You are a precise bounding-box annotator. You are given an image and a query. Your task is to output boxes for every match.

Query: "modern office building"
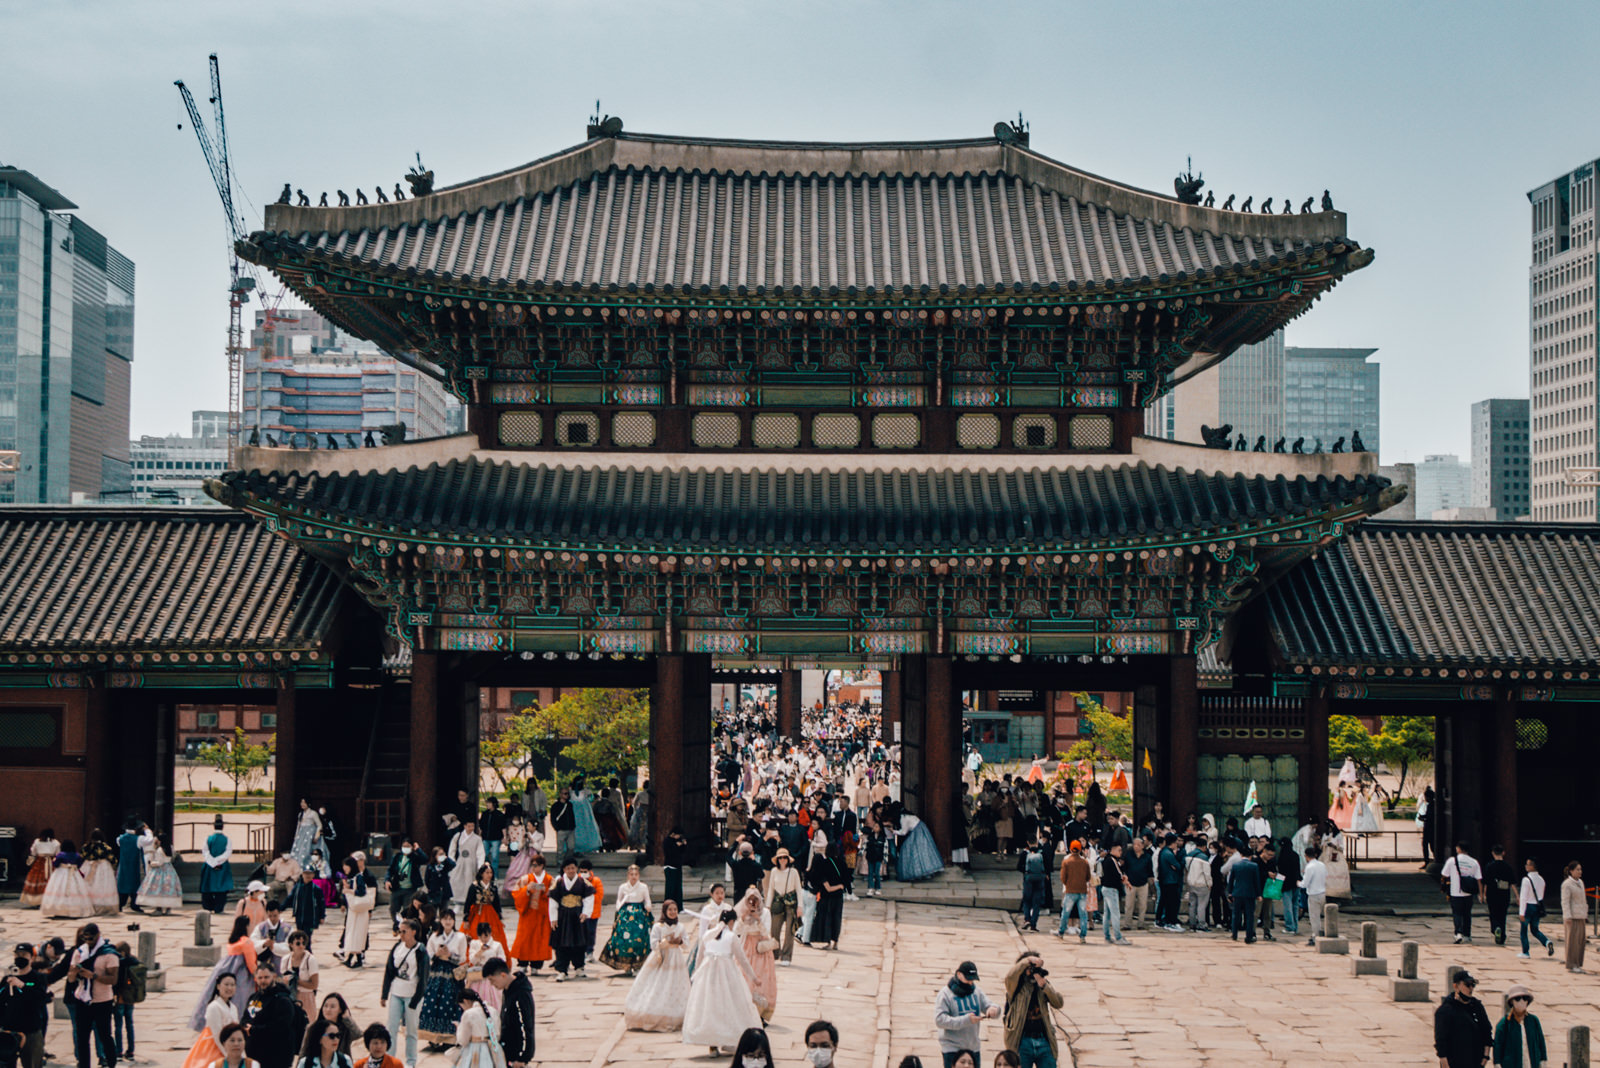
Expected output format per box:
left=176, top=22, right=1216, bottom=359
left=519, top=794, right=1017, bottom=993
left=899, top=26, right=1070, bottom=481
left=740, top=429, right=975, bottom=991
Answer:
left=241, top=309, right=459, bottom=445
left=1414, top=453, right=1474, bottom=518
left=129, top=412, right=228, bottom=505
left=1528, top=160, right=1600, bottom=521
left=1148, top=331, right=1379, bottom=453
left=0, top=166, right=135, bottom=503
left=1471, top=398, right=1531, bottom=519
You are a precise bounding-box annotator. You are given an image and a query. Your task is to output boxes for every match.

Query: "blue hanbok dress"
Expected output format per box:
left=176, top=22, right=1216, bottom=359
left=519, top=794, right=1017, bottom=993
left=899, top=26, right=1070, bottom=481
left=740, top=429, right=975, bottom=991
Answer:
left=896, top=814, right=945, bottom=881
left=571, top=789, right=602, bottom=854
left=199, top=832, right=235, bottom=897
left=115, top=831, right=145, bottom=900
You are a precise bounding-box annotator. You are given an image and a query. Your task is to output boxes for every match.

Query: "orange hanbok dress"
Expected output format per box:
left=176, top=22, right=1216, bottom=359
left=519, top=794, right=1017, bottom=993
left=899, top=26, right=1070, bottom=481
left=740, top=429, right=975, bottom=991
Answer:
left=462, top=882, right=510, bottom=958
left=1109, top=763, right=1129, bottom=791
left=508, top=871, right=553, bottom=965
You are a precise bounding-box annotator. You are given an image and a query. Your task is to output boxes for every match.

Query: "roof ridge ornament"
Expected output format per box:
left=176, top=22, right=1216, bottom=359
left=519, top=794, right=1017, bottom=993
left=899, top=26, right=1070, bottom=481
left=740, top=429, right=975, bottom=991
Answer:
left=405, top=152, right=435, bottom=197
left=993, top=112, right=1029, bottom=147
left=588, top=101, right=624, bottom=140
left=1174, top=156, right=1204, bottom=205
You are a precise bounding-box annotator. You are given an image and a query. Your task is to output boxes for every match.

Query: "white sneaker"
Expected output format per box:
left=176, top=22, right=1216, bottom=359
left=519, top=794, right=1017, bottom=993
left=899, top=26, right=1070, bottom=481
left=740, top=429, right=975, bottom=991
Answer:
left=1453, top=934, right=1463, bottom=944
left=1517, top=952, right=1531, bottom=959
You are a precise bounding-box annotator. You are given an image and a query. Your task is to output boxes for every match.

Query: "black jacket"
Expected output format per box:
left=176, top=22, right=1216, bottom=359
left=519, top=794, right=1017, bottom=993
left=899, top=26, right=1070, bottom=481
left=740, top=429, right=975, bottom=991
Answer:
left=479, top=808, right=508, bottom=841
left=379, top=939, right=429, bottom=1009
left=1433, top=994, right=1492, bottom=1068
left=500, top=973, right=537, bottom=1061
left=289, top=879, right=325, bottom=933
left=1, top=965, right=50, bottom=1034
left=550, top=801, right=575, bottom=831
left=244, top=981, right=303, bottom=1068
left=729, top=856, right=766, bottom=902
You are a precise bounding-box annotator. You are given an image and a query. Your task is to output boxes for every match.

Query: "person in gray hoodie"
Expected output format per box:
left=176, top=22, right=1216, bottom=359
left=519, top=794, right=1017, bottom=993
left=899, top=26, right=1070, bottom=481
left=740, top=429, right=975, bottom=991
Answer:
left=933, top=961, right=999, bottom=1068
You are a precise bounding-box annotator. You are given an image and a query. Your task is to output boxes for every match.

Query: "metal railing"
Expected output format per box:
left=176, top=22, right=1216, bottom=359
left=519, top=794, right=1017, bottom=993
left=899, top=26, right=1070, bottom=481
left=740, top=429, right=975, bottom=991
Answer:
left=174, top=818, right=274, bottom=856
left=1345, top=829, right=1424, bottom=862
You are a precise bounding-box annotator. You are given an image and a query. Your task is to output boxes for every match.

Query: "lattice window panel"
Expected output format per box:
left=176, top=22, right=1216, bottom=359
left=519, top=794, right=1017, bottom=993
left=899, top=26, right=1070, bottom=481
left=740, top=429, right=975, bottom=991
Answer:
left=956, top=414, right=1001, bottom=449
left=555, top=412, right=599, bottom=446
left=611, top=412, right=656, bottom=447
left=752, top=413, right=801, bottom=449
left=871, top=413, right=920, bottom=449
left=1068, top=414, right=1114, bottom=449
left=812, top=414, right=861, bottom=448
left=692, top=412, right=742, bottom=448
left=0, top=711, right=56, bottom=749
left=1515, top=718, right=1548, bottom=750
left=498, top=411, right=543, bottom=446
left=1013, top=414, right=1057, bottom=449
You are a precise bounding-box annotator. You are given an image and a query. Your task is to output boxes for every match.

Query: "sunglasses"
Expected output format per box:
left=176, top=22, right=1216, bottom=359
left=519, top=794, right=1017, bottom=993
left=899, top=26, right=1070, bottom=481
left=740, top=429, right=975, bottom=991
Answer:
left=1511, top=996, right=1531, bottom=1004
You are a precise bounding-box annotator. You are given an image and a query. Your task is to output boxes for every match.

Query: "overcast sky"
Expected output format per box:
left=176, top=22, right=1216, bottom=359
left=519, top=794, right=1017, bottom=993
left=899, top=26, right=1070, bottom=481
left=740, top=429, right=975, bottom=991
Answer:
left=6, top=0, right=1597, bottom=460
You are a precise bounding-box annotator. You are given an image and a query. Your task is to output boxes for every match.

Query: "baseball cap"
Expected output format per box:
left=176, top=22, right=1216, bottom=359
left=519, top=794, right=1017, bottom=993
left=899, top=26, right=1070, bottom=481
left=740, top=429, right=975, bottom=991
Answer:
left=957, top=961, right=979, bottom=981
left=1453, top=971, right=1478, bottom=987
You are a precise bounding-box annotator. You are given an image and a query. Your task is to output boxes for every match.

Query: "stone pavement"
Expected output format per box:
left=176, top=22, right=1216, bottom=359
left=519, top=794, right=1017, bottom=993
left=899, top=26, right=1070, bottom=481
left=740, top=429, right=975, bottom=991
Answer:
left=3, top=893, right=1594, bottom=1068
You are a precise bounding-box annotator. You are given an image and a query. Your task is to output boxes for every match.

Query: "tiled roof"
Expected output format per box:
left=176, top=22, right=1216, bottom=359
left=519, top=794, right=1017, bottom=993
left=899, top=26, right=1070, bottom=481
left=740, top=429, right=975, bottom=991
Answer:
left=1266, top=522, right=1600, bottom=668
left=246, top=132, right=1368, bottom=298
left=214, top=458, right=1390, bottom=554
left=0, top=509, right=343, bottom=653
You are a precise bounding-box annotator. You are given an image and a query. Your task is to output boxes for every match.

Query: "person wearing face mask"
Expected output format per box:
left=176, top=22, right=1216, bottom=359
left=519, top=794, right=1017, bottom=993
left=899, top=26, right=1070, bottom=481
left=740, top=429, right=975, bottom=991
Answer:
left=803, top=1020, right=838, bottom=1068
left=385, top=841, right=419, bottom=934
left=728, top=1027, right=774, bottom=1068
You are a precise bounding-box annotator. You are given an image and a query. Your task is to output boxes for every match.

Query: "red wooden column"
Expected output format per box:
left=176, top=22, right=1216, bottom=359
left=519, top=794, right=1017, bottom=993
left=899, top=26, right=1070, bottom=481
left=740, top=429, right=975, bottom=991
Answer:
left=880, top=669, right=903, bottom=746
left=1492, top=692, right=1518, bottom=855
left=410, top=650, right=440, bottom=847
left=274, top=676, right=298, bottom=853
left=922, top=656, right=960, bottom=856
left=777, top=669, right=801, bottom=741
left=1168, top=654, right=1199, bottom=822
left=650, top=653, right=714, bottom=858
left=1304, top=692, right=1330, bottom=826
left=82, top=689, right=109, bottom=843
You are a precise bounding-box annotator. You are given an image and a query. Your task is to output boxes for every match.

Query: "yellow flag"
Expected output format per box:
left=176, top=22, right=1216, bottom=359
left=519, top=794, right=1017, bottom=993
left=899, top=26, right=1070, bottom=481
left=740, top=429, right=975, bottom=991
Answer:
left=1141, top=748, right=1153, bottom=774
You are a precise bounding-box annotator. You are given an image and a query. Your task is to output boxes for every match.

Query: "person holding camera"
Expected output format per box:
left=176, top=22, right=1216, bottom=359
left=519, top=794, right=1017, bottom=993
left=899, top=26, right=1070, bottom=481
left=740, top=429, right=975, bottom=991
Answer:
left=1003, top=953, right=1062, bottom=1068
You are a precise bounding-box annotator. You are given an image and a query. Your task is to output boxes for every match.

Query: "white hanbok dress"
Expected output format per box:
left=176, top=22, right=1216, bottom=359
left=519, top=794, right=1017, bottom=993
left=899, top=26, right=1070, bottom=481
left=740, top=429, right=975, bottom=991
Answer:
left=453, top=1001, right=508, bottom=1068
left=680, top=927, right=763, bottom=1049
left=1321, top=831, right=1352, bottom=898
left=625, top=919, right=695, bottom=1031
left=1352, top=792, right=1383, bottom=833
left=448, top=830, right=486, bottom=904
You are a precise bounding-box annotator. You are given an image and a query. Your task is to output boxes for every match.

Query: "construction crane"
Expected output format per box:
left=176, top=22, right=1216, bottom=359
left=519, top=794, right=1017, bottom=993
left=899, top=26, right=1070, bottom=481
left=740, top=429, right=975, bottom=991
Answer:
left=175, top=54, right=284, bottom=464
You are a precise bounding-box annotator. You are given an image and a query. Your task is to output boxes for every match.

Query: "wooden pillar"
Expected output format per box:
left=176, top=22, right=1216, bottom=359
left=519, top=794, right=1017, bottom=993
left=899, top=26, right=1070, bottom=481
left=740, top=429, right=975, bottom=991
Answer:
left=880, top=669, right=903, bottom=745
left=1132, top=681, right=1161, bottom=819
left=274, top=677, right=298, bottom=854
left=1492, top=693, right=1518, bottom=856
left=650, top=654, right=713, bottom=859
left=922, top=656, right=959, bottom=856
left=410, top=651, right=439, bottom=848
left=460, top=673, right=481, bottom=812
left=82, top=689, right=109, bottom=842
left=1304, top=693, right=1330, bottom=827
left=777, top=670, right=801, bottom=741
left=1168, top=654, right=1199, bottom=822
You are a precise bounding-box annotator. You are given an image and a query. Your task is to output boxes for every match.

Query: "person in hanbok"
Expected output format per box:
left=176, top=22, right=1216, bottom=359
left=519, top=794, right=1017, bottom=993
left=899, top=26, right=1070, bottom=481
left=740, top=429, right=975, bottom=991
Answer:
left=291, top=799, right=323, bottom=868
left=624, top=900, right=694, bottom=1032
left=238, top=880, right=270, bottom=931
left=896, top=809, right=946, bottom=881
left=80, top=829, right=120, bottom=915
left=1109, top=761, right=1129, bottom=792
left=508, top=855, right=554, bottom=972
left=137, top=832, right=184, bottom=913
left=182, top=970, right=241, bottom=1068
left=463, top=864, right=509, bottom=958
left=681, top=912, right=764, bottom=1053
left=547, top=858, right=595, bottom=980
left=418, top=909, right=467, bottom=1049
left=202, top=816, right=236, bottom=912
left=115, top=819, right=147, bottom=911
left=688, top=884, right=730, bottom=971
left=599, top=864, right=653, bottom=974
left=501, top=818, right=530, bottom=899
left=448, top=820, right=486, bottom=905
left=465, top=922, right=508, bottom=1011
left=733, top=888, right=777, bottom=1022
left=1327, top=784, right=1356, bottom=831
left=1353, top=785, right=1383, bottom=833
left=191, top=916, right=259, bottom=1033
left=450, top=990, right=506, bottom=1068
left=42, top=841, right=94, bottom=919
left=1338, top=756, right=1359, bottom=787
left=570, top=778, right=603, bottom=854
left=1319, top=821, right=1352, bottom=899
left=20, top=829, right=58, bottom=907
left=628, top=784, right=652, bottom=852
left=594, top=784, right=629, bottom=851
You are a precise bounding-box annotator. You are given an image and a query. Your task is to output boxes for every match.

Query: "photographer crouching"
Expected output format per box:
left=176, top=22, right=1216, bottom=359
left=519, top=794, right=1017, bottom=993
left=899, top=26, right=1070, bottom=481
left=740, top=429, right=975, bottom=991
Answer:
left=1003, top=953, right=1063, bottom=1068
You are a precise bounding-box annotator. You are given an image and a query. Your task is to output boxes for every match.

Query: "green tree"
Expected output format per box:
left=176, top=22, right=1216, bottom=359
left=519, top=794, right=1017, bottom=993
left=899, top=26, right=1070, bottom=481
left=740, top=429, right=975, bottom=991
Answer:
left=1327, top=714, right=1434, bottom=802
left=483, top=689, right=650, bottom=790
left=1062, top=692, right=1133, bottom=767
left=197, top=727, right=275, bottom=803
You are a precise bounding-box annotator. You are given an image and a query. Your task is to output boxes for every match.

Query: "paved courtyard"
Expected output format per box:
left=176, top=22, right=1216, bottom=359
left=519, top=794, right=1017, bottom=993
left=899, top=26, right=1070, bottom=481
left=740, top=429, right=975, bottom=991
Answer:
left=6, top=888, right=1594, bottom=1068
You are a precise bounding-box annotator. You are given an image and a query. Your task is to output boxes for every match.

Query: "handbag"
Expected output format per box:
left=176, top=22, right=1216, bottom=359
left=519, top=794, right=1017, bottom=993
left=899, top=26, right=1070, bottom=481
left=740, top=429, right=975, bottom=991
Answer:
left=1263, top=874, right=1285, bottom=901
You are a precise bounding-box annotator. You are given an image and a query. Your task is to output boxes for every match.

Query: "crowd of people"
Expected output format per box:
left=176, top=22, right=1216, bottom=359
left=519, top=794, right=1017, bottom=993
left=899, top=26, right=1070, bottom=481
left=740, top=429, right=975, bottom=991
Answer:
left=3, top=688, right=1592, bottom=1068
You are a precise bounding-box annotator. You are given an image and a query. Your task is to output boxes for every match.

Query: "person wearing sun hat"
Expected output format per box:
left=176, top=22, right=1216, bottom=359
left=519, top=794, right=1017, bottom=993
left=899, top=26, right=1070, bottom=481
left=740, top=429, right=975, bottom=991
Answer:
left=1433, top=970, right=1492, bottom=1068
left=765, top=847, right=802, bottom=964
left=1492, top=985, right=1547, bottom=1068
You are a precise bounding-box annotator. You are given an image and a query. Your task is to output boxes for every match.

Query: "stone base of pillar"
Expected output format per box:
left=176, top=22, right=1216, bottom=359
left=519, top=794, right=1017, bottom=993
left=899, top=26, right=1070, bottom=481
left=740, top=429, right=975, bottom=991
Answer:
left=1316, top=936, right=1349, bottom=955
left=181, top=944, right=221, bottom=967
left=1389, top=978, right=1430, bottom=1001
left=1352, top=956, right=1389, bottom=976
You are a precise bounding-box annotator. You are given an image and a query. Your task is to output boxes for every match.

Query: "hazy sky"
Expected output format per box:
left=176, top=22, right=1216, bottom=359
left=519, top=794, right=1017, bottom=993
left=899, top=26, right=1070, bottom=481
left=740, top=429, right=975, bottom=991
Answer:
left=6, top=0, right=1597, bottom=460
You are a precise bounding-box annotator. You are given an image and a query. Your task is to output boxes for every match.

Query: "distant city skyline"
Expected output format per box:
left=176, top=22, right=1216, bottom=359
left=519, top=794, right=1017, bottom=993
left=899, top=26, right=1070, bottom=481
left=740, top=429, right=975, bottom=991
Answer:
left=6, top=1, right=1596, bottom=457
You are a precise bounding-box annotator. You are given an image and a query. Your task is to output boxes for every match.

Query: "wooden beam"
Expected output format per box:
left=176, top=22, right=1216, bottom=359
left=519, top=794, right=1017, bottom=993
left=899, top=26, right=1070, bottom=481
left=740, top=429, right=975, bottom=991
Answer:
left=274, top=676, right=298, bottom=854
left=1493, top=693, right=1518, bottom=857
left=1168, top=654, right=1199, bottom=821
left=777, top=670, right=801, bottom=741
left=1304, top=693, right=1330, bottom=826
left=410, top=650, right=440, bottom=848
left=922, top=656, right=959, bottom=857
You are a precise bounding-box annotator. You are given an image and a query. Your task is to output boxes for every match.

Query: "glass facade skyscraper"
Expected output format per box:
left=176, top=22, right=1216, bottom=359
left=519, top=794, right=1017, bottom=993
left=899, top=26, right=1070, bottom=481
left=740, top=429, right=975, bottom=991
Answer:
left=0, top=167, right=134, bottom=503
